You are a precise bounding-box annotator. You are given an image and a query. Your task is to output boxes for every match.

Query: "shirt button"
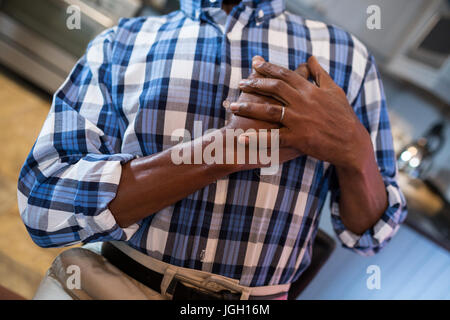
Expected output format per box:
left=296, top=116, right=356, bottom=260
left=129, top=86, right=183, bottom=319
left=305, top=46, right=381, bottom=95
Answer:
left=200, top=249, right=206, bottom=262
left=258, top=9, right=264, bottom=18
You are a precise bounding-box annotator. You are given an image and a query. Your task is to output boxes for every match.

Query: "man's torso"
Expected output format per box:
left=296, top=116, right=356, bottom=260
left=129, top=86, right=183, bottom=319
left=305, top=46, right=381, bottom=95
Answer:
left=96, top=1, right=368, bottom=286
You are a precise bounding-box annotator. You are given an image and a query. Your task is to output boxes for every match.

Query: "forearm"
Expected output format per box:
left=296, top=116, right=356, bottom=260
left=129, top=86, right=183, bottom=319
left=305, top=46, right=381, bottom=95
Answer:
left=109, top=128, right=237, bottom=228
left=109, top=64, right=302, bottom=228
left=335, top=135, right=388, bottom=235
left=234, top=55, right=395, bottom=239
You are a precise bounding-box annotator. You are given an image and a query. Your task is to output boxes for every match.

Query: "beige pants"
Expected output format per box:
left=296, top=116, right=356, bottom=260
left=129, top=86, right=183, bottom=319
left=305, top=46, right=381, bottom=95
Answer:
left=33, top=242, right=290, bottom=300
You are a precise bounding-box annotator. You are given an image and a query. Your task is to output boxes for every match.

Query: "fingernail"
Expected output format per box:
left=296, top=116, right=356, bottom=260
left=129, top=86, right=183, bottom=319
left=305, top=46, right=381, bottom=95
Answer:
left=230, top=102, right=245, bottom=112
left=239, top=80, right=253, bottom=87
left=237, top=134, right=249, bottom=145
left=252, top=59, right=264, bottom=69
left=222, top=100, right=231, bottom=109
left=253, top=55, right=264, bottom=62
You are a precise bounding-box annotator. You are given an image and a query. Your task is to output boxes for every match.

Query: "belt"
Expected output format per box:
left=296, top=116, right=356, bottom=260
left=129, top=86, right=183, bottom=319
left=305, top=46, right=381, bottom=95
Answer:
left=101, top=242, right=241, bottom=300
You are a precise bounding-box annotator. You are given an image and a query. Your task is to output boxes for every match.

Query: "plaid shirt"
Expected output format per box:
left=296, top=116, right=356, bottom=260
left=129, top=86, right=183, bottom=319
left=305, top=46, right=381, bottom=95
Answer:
left=18, top=0, right=407, bottom=286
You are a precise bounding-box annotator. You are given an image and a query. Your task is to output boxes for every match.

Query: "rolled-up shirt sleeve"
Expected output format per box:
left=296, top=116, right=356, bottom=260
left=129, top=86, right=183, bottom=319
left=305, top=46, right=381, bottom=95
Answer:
left=329, top=54, right=408, bottom=256
left=17, top=28, right=139, bottom=248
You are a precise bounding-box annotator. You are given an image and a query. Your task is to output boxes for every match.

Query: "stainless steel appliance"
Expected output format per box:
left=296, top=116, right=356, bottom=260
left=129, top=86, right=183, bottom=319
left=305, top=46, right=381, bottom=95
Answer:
left=397, top=122, right=450, bottom=251
left=0, top=0, right=142, bottom=93
left=398, top=122, right=446, bottom=179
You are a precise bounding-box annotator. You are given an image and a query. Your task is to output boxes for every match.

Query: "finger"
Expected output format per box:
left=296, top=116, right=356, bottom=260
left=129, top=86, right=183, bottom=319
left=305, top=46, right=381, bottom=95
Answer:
left=229, top=102, right=285, bottom=124
left=242, top=55, right=264, bottom=81
left=237, top=127, right=291, bottom=148
left=252, top=57, right=311, bottom=90
left=307, top=56, right=334, bottom=88
left=252, top=55, right=265, bottom=70
left=238, top=78, right=297, bottom=105
left=294, top=63, right=310, bottom=80
left=254, top=56, right=309, bottom=80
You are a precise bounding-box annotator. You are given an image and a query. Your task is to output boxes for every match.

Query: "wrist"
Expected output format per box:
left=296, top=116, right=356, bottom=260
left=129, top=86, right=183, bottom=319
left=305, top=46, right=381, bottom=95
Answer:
left=338, top=124, right=374, bottom=175
left=205, top=127, right=244, bottom=175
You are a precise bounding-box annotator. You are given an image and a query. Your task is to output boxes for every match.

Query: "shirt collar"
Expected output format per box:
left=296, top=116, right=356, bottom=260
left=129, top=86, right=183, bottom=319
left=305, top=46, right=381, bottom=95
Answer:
left=180, top=0, right=286, bottom=21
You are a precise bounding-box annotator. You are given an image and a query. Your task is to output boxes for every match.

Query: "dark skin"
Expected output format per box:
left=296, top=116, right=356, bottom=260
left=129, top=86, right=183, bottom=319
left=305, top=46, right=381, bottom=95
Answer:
left=109, top=63, right=302, bottom=228
left=109, top=1, right=388, bottom=235
left=234, top=56, right=388, bottom=234
left=222, top=0, right=241, bottom=14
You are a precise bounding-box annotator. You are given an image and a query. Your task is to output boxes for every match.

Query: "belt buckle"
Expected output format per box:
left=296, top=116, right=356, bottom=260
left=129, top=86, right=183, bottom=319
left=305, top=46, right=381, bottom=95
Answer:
left=201, top=275, right=250, bottom=300
left=172, top=281, right=239, bottom=300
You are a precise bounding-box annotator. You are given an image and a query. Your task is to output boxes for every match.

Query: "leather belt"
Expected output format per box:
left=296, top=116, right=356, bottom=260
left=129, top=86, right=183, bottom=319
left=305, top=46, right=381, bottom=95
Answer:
left=101, top=242, right=241, bottom=300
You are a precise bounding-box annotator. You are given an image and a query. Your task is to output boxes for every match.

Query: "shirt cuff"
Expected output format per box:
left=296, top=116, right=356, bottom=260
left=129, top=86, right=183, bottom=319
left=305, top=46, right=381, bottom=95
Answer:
left=73, top=153, right=139, bottom=243
left=331, top=182, right=407, bottom=256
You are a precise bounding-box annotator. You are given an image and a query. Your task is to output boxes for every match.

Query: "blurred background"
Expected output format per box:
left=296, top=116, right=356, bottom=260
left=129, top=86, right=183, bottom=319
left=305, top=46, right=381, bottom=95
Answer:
left=0, top=0, right=448, bottom=299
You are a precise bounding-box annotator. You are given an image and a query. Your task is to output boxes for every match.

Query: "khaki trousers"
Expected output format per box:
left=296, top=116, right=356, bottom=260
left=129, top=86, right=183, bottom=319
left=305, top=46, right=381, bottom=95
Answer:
left=33, top=242, right=290, bottom=300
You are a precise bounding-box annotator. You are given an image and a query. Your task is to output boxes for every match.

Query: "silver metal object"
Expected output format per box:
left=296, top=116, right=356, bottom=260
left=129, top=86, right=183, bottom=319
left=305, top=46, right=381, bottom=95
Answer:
left=0, top=0, right=142, bottom=93
left=280, top=106, right=286, bottom=122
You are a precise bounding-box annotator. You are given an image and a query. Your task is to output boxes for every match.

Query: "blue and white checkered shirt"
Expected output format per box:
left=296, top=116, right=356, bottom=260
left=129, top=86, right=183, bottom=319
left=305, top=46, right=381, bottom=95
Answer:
left=18, top=0, right=407, bottom=286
